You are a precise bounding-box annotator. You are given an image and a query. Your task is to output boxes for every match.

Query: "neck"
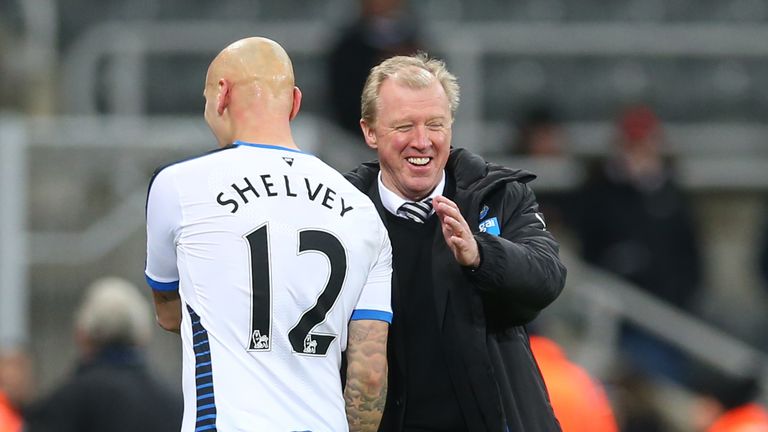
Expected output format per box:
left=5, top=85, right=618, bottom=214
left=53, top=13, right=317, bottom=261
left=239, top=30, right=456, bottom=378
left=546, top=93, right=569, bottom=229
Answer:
left=232, top=123, right=299, bottom=150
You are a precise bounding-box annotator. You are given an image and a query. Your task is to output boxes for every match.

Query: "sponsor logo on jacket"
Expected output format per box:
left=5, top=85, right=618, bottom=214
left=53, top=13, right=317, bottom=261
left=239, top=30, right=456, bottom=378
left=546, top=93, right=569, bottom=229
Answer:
left=479, top=217, right=500, bottom=236
left=479, top=204, right=490, bottom=220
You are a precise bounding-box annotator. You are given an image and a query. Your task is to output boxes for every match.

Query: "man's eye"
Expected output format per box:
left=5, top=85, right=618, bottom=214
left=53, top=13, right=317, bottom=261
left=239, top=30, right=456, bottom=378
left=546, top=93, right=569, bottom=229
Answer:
left=427, top=123, right=444, bottom=131
left=395, top=125, right=413, bottom=132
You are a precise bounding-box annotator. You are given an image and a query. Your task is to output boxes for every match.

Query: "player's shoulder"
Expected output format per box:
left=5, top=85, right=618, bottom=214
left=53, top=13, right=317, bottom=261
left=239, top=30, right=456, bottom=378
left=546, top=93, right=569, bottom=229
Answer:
left=149, top=144, right=236, bottom=187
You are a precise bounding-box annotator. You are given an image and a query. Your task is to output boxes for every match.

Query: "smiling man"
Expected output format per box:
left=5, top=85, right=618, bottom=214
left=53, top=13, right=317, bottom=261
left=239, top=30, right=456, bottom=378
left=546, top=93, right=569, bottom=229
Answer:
left=346, top=53, right=567, bottom=431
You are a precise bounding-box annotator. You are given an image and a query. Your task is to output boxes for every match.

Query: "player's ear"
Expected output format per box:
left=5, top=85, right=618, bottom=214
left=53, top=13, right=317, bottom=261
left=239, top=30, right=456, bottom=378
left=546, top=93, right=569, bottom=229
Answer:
left=289, top=86, right=302, bottom=121
left=360, top=119, right=377, bottom=149
left=216, top=79, right=231, bottom=115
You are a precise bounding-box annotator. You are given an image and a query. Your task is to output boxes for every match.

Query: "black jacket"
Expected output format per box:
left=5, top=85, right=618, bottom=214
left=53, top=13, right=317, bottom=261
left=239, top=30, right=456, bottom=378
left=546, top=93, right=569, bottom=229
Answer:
left=346, top=148, right=567, bottom=432
left=24, top=347, right=182, bottom=432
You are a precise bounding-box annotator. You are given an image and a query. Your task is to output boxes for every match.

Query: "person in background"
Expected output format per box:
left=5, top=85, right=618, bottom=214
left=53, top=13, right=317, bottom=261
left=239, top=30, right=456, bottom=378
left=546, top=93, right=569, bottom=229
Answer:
left=575, top=104, right=702, bottom=383
left=328, top=0, right=423, bottom=135
left=758, top=211, right=768, bottom=298
left=511, top=104, right=567, bottom=158
left=694, top=369, right=768, bottom=432
left=506, top=104, right=574, bottom=232
left=0, top=349, right=32, bottom=411
left=24, top=277, right=182, bottom=432
left=0, top=389, right=21, bottom=432
left=577, top=103, right=701, bottom=312
left=0, top=347, right=31, bottom=432
left=346, top=52, right=567, bottom=431
left=529, top=335, right=619, bottom=432
left=145, top=37, right=392, bottom=431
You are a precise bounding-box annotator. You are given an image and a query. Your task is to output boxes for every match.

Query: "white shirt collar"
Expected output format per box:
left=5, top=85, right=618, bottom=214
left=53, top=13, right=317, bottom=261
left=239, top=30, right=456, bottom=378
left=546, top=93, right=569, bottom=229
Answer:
left=377, top=170, right=446, bottom=219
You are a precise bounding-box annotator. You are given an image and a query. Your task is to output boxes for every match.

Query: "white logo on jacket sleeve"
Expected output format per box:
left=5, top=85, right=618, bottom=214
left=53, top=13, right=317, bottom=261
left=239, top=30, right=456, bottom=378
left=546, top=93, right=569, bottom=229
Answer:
left=479, top=217, right=501, bottom=236
left=535, top=212, right=547, bottom=230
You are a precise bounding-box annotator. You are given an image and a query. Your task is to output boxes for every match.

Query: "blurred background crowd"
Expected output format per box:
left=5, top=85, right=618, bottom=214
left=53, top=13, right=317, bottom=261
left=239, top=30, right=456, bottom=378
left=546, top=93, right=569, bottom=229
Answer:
left=1, top=0, right=768, bottom=430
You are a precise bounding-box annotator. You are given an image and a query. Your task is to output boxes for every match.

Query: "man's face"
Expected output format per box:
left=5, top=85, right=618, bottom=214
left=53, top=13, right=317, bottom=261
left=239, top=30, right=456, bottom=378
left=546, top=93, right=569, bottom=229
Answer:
left=361, top=78, right=452, bottom=201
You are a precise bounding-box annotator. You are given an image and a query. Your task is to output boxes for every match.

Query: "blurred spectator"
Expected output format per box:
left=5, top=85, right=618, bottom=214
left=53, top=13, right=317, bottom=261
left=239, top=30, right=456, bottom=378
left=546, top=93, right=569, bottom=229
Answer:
left=0, top=9, right=22, bottom=111
left=0, top=390, right=21, bottom=432
left=327, top=0, right=423, bottom=135
left=25, top=277, right=182, bottom=432
left=529, top=335, right=619, bottom=432
left=511, top=104, right=567, bottom=157
left=707, top=404, right=768, bottom=432
left=507, top=104, right=574, bottom=231
left=0, top=347, right=32, bottom=432
left=577, top=104, right=702, bottom=308
left=611, top=369, right=670, bottom=432
left=693, top=369, right=768, bottom=432
left=758, top=211, right=768, bottom=296
left=574, top=104, right=702, bottom=382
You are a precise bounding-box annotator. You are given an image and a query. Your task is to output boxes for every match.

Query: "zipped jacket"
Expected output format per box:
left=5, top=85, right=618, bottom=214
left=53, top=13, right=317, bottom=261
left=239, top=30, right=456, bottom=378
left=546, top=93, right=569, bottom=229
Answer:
left=346, top=148, right=567, bottom=431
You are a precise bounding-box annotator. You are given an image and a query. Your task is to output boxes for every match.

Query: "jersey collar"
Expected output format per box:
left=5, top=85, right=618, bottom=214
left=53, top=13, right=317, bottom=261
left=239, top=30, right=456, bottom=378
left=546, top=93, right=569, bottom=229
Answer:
left=233, top=141, right=307, bottom=154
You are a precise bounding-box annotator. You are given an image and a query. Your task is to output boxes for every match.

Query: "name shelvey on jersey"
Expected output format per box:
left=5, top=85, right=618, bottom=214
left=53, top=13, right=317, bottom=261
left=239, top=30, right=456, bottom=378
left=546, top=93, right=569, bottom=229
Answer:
left=215, top=171, right=356, bottom=217
left=145, top=142, right=393, bottom=432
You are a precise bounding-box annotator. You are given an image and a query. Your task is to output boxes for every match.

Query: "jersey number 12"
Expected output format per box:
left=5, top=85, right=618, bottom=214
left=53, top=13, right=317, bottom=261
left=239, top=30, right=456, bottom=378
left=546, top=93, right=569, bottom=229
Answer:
left=245, top=224, right=346, bottom=356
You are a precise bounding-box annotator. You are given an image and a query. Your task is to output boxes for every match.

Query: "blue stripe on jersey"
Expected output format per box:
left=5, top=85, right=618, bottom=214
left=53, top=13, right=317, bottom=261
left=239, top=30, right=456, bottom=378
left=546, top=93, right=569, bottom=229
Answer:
left=187, top=305, right=218, bottom=431
left=234, top=141, right=308, bottom=154
left=145, top=274, right=179, bottom=291
left=197, top=403, right=216, bottom=412
left=350, top=309, right=393, bottom=324
left=196, top=393, right=214, bottom=401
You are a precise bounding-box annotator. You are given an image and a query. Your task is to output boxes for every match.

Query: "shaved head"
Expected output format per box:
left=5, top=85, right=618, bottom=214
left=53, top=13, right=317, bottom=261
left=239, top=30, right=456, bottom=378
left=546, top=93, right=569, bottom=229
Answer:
left=203, top=37, right=302, bottom=147
left=206, top=37, right=295, bottom=99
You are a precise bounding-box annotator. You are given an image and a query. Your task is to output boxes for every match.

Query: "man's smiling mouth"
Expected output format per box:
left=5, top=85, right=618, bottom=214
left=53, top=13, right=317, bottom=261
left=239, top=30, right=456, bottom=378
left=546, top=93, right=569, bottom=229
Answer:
left=407, top=157, right=430, bottom=166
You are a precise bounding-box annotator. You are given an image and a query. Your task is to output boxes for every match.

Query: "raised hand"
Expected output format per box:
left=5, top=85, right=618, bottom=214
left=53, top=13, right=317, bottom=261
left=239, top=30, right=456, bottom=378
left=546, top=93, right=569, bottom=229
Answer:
left=433, top=195, right=480, bottom=268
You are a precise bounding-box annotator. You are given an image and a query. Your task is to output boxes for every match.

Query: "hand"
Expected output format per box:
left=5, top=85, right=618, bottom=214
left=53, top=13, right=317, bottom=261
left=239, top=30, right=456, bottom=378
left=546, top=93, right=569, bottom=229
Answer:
left=433, top=195, right=480, bottom=268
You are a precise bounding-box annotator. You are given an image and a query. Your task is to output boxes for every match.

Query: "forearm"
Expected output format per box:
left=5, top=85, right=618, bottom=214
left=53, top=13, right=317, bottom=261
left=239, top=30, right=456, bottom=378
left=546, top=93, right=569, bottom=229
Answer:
left=345, top=375, right=387, bottom=432
left=152, top=290, right=182, bottom=334
left=470, top=233, right=566, bottom=319
left=344, top=320, right=388, bottom=432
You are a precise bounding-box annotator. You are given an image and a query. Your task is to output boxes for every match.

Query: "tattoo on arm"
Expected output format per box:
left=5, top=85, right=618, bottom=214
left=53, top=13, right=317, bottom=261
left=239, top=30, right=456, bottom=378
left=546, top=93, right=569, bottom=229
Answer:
left=344, top=320, right=389, bottom=432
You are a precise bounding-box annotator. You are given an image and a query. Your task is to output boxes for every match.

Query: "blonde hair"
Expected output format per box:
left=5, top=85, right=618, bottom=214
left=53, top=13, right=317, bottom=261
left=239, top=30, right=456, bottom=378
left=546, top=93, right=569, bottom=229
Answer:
left=76, top=277, right=152, bottom=348
left=360, top=52, right=460, bottom=126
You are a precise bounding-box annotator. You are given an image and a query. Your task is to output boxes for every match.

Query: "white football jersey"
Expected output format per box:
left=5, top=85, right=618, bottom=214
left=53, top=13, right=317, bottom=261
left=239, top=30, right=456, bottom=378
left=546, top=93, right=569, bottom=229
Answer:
left=145, top=142, right=392, bottom=432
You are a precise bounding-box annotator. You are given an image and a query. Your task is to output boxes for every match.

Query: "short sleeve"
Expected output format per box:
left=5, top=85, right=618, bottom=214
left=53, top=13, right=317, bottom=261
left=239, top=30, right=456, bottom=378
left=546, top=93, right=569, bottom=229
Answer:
left=145, top=167, right=182, bottom=291
left=350, top=222, right=393, bottom=323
